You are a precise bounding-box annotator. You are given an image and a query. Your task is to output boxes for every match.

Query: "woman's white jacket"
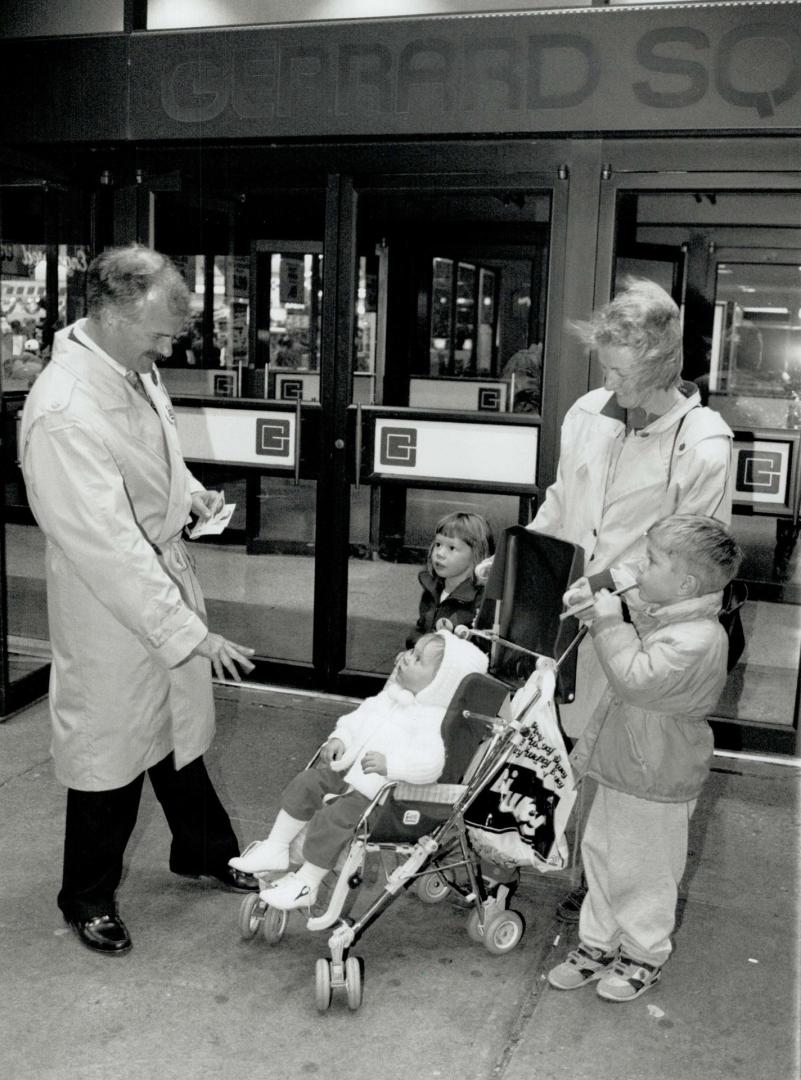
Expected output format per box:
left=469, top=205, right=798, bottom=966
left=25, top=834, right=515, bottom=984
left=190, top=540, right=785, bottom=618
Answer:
left=531, top=386, right=733, bottom=577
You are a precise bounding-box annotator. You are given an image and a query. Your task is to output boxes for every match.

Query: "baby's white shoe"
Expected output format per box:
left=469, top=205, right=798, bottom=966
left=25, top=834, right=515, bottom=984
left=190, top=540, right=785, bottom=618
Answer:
left=261, top=871, right=319, bottom=912
left=228, top=839, right=290, bottom=874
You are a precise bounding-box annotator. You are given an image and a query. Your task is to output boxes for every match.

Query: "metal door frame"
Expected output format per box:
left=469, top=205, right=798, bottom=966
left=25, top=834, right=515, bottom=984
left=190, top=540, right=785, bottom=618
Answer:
left=327, top=167, right=571, bottom=697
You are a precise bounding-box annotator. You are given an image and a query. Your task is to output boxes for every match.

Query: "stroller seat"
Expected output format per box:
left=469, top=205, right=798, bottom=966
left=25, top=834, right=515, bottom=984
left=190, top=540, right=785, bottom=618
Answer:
left=367, top=672, right=509, bottom=840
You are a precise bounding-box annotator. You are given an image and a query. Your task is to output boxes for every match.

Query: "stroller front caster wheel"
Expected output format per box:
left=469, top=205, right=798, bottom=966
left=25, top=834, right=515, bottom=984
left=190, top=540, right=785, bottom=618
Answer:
left=412, top=873, right=450, bottom=904
left=483, top=910, right=526, bottom=955
left=238, top=893, right=266, bottom=940
left=344, top=955, right=364, bottom=1011
left=261, top=904, right=288, bottom=944
left=466, top=907, right=485, bottom=943
left=315, top=958, right=333, bottom=1012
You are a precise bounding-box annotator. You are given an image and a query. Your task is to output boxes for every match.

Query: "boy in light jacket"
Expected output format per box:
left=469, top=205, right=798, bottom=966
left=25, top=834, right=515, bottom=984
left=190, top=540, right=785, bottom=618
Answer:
left=548, top=514, right=742, bottom=1002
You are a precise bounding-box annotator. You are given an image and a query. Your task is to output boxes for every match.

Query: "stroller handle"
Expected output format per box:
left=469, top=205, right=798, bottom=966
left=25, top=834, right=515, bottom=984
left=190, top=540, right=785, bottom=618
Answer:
left=458, top=624, right=588, bottom=676
left=456, top=625, right=550, bottom=663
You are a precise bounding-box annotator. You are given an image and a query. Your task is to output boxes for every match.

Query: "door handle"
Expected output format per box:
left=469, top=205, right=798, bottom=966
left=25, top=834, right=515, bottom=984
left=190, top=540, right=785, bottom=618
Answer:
left=294, top=399, right=301, bottom=485
left=353, top=404, right=363, bottom=491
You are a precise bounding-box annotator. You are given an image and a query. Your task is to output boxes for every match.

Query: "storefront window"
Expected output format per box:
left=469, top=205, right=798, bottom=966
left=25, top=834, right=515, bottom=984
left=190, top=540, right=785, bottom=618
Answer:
left=709, top=262, right=801, bottom=431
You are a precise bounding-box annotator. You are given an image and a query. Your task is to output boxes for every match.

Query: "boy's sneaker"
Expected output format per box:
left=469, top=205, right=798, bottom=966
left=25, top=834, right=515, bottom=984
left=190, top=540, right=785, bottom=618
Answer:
left=547, top=943, right=618, bottom=990
left=228, top=839, right=289, bottom=874
left=596, top=956, right=662, bottom=1002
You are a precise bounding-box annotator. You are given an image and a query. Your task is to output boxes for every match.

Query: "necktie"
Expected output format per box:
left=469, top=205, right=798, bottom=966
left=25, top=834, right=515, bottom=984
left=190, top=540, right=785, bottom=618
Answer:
left=125, top=370, right=158, bottom=412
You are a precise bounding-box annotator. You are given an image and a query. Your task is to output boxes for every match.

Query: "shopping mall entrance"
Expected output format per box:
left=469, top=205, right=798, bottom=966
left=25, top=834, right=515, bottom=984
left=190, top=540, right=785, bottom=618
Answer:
left=1, top=140, right=799, bottom=754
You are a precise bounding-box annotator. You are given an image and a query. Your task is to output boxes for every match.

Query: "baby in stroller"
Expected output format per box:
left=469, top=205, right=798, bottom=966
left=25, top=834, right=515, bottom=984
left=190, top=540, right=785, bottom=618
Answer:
left=229, top=630, right=489, bottom=912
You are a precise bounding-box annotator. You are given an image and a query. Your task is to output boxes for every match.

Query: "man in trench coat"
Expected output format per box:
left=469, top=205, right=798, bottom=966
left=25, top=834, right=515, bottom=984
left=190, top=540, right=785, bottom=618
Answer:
left=20, top=244, right=257, bottom=955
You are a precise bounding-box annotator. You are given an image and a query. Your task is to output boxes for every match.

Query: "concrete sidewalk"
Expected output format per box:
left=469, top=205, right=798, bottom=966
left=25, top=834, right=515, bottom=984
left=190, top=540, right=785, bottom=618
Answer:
left=0, top=684, right=798, bottom=1080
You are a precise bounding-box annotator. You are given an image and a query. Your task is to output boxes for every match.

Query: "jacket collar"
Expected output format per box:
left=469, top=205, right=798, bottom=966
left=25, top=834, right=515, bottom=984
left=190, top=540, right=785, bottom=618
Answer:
left=52, top=323, right=131, bottom=408
left=418, top=569, right=480, bottom=601
left=631, top=590, right=723, bottom=629
left=588, top=382, right=702, bottom=433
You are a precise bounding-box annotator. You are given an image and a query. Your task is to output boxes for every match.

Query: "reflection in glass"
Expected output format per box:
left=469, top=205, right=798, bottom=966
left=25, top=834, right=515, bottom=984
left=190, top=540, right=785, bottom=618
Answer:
left=717, top=518, right=800, bottom=728
left=706, top=263, right=801, bottom=732
left=454, top=262, right=476, bottom=374
left=1, top=242, right=88, bottom=393
left=5, top=524, right=50, bottom=681
left=430, top=257, right=453, bottom=374
left=188, top=473, right=315, bottom=664
left=262, top=249, right=323, bottom=401
left=476, top=268, right=496, bottom=373
left=708, top=262, right=801, bottom=430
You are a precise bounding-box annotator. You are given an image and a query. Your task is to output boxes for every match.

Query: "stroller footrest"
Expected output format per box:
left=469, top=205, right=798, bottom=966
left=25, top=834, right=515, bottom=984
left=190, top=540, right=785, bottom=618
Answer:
left=392, top=782, right=467, bottom=805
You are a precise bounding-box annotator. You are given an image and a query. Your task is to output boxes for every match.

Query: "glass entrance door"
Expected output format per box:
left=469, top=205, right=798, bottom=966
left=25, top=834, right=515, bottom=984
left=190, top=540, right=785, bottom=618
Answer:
left=0, top=180, right=95, bottom=715
left=597, top=177, right=801, bottom=753
left=343, top=179, right=564, bottom=685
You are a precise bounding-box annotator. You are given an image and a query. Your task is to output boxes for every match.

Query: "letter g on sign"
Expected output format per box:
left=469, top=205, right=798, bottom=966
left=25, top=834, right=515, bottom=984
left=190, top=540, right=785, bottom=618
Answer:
left=162, top=58, right=229, bottom=123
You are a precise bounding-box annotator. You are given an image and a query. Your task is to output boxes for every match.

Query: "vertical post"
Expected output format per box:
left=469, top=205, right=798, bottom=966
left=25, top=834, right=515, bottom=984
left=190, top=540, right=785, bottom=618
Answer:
left=313, top=174, right=356, bottom=684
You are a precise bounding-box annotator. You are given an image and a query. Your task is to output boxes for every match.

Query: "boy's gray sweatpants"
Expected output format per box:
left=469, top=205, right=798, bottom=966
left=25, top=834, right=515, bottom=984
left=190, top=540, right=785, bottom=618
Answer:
left=579, top=784, right=697, bottom=967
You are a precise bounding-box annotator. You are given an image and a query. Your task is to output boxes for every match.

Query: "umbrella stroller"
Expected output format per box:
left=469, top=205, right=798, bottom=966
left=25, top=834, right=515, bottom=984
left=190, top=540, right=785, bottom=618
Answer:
left=237, top=529, right=586, bottom=1012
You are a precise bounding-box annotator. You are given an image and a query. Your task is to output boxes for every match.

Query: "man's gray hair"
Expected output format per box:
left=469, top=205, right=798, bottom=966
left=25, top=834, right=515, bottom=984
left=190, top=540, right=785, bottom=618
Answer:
left=86, top=244, right=191, bottom=322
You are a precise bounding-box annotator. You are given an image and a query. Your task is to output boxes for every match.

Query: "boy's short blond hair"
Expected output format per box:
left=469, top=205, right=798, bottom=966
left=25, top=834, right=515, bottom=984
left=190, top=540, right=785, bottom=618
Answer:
left=647, top=515, right=742, bottom=593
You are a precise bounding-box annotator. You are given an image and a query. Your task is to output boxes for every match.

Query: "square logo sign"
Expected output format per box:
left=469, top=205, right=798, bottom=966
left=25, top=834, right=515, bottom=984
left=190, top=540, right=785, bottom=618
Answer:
left=736, top=448, right=783, bottom=496
left=280, top=379, right=303, bottom=401
left=380, top=426, right=417, bottom=468
left=255, top=418, right=291, bottom=457
left=478, top=386, right=502, bottom=412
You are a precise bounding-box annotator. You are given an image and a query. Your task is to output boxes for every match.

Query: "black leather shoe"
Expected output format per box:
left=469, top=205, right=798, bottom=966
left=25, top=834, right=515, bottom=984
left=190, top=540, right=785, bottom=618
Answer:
left=65, top=912, right=132, bottom=955
left=174, top=866, right=258, bottom=892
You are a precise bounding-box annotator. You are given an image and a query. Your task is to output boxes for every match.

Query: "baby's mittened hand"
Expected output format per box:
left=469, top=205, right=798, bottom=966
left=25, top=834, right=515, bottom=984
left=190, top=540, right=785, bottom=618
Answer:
left=361, top=751, right=387, bottom=776
left=592, top=588, right=623, bottom=622
left=322, top=738, right=345, bottom=765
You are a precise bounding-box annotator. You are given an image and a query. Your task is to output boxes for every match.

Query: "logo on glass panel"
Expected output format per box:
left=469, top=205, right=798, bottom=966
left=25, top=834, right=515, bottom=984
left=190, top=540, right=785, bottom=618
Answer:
left=478, top=387, right=501, bottom=412
left=380, top=427, right=417, bottom=468
left=255, top=418, right=291, bottom=457
left=736, top=449, right=783, bottom=496
left=279, top=379, right=303, bottom=401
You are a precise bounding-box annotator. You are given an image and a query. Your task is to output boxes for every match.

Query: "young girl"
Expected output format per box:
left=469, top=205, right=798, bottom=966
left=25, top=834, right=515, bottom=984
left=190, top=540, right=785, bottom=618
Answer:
left=407, top=511, right=493, bottom=648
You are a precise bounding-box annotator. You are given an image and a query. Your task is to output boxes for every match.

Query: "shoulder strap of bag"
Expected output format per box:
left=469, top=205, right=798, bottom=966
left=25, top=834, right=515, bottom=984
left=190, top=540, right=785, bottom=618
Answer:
left=666, top=404, right=701, bottom=489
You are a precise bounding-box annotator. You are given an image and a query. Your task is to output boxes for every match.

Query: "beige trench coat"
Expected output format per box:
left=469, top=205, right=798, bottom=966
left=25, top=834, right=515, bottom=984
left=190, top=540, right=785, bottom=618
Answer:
left=20, top=323, right=213, bottom=790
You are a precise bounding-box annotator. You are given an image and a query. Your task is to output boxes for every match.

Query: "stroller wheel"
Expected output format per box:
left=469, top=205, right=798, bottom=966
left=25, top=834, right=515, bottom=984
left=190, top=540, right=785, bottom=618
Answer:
left=314, top=958, right=333, bottom=1012
left=412, top=873, right=450, bottom=904
left=344, top=956, right=364, bottom=1011
left=261, top=904, right=288, bottom=944
left=466, top=907, right=485, bottom=943
left=237, top=893, right=265, bottom=940
left=483, top=910, right=526, bottom=955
